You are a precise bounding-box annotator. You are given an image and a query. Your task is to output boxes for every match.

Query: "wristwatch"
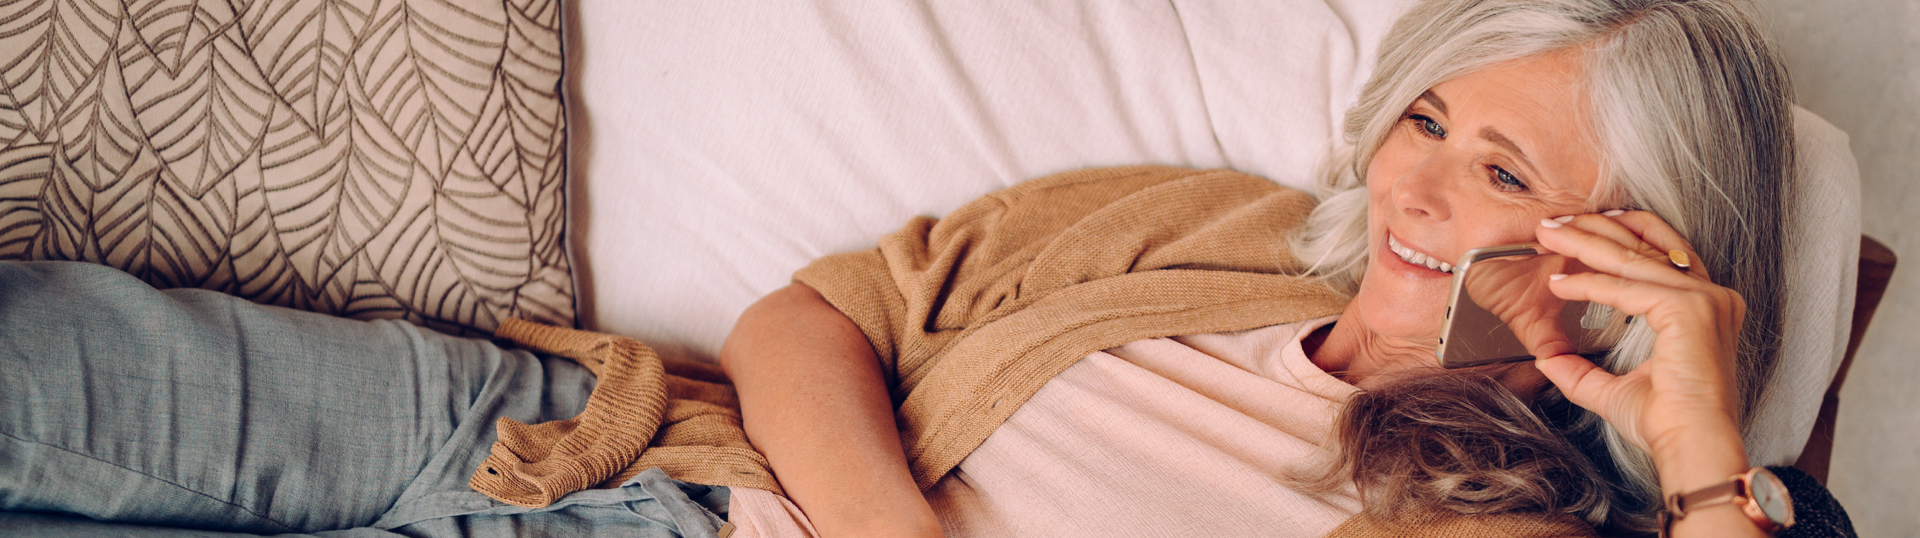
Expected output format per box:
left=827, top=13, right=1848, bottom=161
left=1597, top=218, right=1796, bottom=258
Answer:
left=1661, top=467, right=1795, bottom=536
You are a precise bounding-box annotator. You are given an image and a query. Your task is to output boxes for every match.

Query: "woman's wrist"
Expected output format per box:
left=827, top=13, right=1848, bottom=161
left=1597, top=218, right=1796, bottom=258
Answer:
left=1649, top=416, right=1750, bottom=493
left=1649, top=418, right=1768, bottom=537
left=1654, top=432, right=1750, bottom=495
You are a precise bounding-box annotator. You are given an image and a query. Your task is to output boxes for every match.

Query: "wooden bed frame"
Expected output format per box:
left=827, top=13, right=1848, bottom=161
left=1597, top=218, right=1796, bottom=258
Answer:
left=1794, top=235, right=1899, bottom=482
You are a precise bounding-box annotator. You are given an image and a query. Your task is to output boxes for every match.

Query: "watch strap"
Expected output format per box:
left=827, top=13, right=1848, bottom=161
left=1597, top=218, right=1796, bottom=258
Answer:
left=1668, top=476, right=1745, bottom=518
left=1661, top=467, right=1793, bottom=537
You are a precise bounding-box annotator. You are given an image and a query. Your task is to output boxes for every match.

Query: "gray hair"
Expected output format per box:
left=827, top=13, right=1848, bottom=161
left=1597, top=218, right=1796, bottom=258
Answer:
left=1290, top=0, right=1793, bottom=531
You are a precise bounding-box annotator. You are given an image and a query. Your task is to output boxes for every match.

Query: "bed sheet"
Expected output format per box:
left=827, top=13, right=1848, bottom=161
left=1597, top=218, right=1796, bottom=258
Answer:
left=566, top=0, right=1858, bottom=468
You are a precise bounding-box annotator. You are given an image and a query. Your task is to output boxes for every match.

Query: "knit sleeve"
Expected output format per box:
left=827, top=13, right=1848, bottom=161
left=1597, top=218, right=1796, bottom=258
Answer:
left=792, top=166, right=1197, bottom=388
left=792, top=165, right=1320, bottom=396
left=1771, top=466, right=1857, bottom=538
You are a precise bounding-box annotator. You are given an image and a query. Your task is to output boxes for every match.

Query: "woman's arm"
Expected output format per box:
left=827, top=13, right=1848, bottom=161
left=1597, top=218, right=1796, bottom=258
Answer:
left=719, top=283, right=944, bottom=538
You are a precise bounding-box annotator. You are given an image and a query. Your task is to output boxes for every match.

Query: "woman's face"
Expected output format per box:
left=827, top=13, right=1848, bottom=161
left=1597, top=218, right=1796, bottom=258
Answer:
left=1349, top=49, right=1607, bottom=357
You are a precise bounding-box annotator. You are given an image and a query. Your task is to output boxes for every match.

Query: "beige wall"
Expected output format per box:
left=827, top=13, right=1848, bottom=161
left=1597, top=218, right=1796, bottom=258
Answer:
left=1757, top=0, right=1920, bottom=533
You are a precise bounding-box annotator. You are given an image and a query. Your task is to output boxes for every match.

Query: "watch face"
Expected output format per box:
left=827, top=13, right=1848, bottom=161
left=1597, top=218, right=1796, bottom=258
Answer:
left=1750, top=470, right=1795, bottom=525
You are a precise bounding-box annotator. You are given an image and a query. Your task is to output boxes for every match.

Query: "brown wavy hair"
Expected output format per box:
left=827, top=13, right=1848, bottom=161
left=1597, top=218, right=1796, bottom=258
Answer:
left=1292, top=371, right=1631, bottom=530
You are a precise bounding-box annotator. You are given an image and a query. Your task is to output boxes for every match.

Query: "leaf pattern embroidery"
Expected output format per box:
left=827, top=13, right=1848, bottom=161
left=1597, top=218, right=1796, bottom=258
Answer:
left=0, top=0, right=572, bottom=336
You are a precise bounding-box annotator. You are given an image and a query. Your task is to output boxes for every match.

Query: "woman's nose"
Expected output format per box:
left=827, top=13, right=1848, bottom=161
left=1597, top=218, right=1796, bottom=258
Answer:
left=1392, top=151, right=1454, bottom=221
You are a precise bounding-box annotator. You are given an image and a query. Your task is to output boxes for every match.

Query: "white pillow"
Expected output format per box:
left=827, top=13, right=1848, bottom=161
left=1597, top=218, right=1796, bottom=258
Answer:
left=1755, top=108, right=1860, bottom=466
left=568, top=0, right=1858, bottom=467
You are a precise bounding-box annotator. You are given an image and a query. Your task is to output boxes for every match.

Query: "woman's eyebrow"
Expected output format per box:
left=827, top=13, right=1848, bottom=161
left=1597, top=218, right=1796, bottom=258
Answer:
left=1419, top=89, right=1546, bottom=182
left=1416, top=90, right=1448, bottom=115
left=1479, top=126, right=1540, bottom=176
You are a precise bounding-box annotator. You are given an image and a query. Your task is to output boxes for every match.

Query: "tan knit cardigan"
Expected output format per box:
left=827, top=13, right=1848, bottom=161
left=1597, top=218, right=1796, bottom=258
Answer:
left=467, top=166, right=1599, bottom=537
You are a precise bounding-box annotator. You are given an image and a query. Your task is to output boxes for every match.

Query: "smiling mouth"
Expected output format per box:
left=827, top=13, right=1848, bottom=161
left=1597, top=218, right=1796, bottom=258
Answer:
left=1388, top=234, right=1454, bottom=274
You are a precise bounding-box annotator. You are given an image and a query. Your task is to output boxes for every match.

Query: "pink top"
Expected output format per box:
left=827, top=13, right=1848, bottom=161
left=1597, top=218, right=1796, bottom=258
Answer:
left=726, top=316, right=1361, bottom=537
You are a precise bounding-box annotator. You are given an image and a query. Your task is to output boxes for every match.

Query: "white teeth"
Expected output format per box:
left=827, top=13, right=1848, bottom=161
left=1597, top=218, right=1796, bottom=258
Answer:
left=1387, top=234, right=1452, bottom=274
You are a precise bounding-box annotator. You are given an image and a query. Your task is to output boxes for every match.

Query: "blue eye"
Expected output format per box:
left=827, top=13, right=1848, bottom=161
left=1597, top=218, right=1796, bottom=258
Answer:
left=1410, top=114, right=1447, bottom=138
left=1490, top=166, right=1526, bottom=191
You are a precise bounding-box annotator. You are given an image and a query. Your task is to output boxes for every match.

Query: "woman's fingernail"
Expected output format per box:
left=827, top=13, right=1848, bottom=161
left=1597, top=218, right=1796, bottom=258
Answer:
left=1554, top=215, right=1576, bottom=223
left=1602, top=209, right=1626, bottom=217
left=1540, top=218, right=1563, bottom=229
left=1549, top=274, right=1568, bottom=281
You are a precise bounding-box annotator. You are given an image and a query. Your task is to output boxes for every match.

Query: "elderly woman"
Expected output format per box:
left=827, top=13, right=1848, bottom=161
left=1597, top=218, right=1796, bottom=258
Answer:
left=725, top=0, right=1818, bottom=536
left=0, top=0, right=1855, bottom=537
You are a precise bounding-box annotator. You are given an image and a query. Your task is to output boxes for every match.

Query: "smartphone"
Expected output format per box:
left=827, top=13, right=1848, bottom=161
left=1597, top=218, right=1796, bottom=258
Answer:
left=1435, top=243, right=1629, bottom=369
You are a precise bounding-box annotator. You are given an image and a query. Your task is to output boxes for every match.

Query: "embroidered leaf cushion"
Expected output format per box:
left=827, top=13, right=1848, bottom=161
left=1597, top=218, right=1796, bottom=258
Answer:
left=0, top=0, right=572, bottom=336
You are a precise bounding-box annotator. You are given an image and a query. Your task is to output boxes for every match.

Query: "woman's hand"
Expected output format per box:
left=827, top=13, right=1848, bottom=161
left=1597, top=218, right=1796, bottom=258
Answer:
left=1531, top=211, right=1744, bottom=457
left=1529, top=211, right=1764, bottom=536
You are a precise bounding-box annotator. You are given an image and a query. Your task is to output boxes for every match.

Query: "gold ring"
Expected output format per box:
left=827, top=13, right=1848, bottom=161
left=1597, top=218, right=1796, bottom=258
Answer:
left=1668, top=250, right=1691, bottom=271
